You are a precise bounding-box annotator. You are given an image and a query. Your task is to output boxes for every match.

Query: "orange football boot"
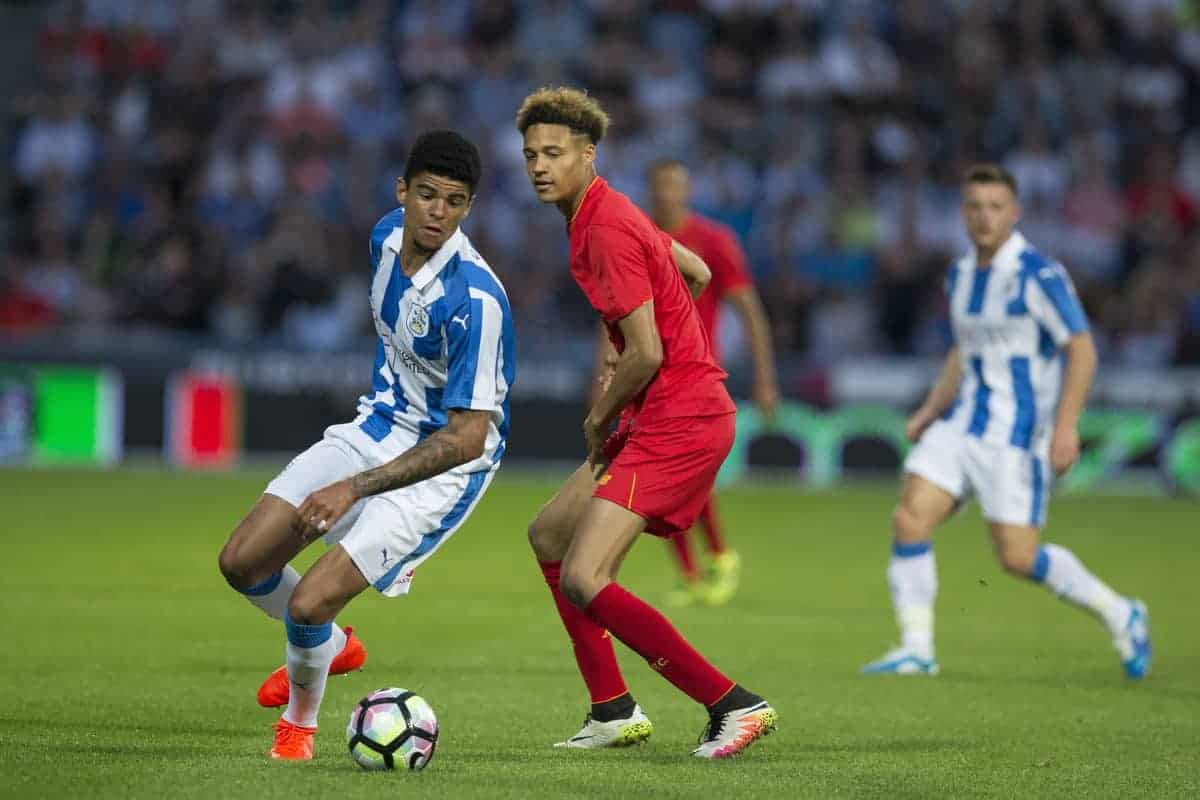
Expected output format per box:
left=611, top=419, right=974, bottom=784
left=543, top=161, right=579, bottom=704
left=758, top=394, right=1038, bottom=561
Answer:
left=257, top=626, right=367, bottom=708
left=269, top=719, right=316, bottom=760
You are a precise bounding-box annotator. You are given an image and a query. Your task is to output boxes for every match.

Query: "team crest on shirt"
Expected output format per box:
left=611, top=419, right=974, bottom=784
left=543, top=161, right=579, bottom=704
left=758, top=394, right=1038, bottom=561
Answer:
left=406, top=304, right=430, bottom=337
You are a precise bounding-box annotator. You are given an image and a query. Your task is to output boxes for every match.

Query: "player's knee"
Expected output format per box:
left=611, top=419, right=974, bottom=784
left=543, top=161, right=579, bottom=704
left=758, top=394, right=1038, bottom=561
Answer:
left=558, top=565, right=603, bottom=609
left=218, top=540, right=250, bottom=589
left=527, top=517, right=549, bottom=557
left=218, top=537, right=277, bottom=591
left=527, top=516, right=545, bottom=552
left=558, top=576, right=592, bottom=609
left=286, top=591, right=328, bottom=626
left=892, top=504, right=933, bottom=543
left=996, top=544, right=1037, bottom=577
left=527, top=514, right=565, bottom=560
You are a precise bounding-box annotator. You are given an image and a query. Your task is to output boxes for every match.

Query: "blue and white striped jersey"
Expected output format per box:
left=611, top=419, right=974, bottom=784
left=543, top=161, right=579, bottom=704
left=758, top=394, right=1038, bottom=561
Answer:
left=358, top=208, right=515, bottom=471
left=941, top=231, right=1088, bottom=452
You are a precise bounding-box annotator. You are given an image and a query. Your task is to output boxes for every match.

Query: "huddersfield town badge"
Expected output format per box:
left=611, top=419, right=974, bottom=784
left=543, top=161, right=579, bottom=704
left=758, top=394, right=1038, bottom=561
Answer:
left=407, top=304, right=430, bottom=337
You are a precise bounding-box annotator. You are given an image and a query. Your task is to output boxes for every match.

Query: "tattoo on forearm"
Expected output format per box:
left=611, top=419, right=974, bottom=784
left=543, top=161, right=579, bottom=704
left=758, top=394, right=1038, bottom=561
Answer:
left=351, top=434, right=470, bottom=498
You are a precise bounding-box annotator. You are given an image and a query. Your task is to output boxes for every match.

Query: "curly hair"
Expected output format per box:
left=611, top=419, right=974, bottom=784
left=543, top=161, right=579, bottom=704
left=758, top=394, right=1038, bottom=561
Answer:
left=515, top=87, right=610, bottom=144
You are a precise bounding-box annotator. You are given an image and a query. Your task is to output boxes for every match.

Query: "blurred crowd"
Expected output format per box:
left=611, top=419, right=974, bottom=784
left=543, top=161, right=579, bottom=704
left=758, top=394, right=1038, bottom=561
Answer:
left=4, top=0, right=1200, bottom=367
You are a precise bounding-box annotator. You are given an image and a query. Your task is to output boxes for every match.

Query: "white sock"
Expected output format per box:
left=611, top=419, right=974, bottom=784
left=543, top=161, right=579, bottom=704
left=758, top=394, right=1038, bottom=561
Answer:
left=888, top=541, right=937, bottom=658
left=1031, top=544, right=1130, bottom=633
left=329, top=623, right=347, bottom=653
left=239, top=568, right=349, bottom=654
left=239, top=566, right=300, bottom=620
left=282, top=613, right=340, bottom=728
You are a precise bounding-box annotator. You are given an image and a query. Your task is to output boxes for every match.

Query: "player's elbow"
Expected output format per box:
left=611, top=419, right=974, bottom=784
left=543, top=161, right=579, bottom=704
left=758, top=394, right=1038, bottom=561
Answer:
left=689, top=258, right=712, bottom=293
left=447, top=411, right=489, bottom=464
left=673, top=241, right=711, bottom=290
left=459, top=431, right=487, bottom=463
left=635, top=343, right=663, bottom=376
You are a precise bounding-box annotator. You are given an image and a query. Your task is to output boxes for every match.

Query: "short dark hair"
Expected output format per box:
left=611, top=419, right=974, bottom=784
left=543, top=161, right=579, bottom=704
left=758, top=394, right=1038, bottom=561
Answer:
left=404, top=130, right=482, bottom=194
left=647, top=158, right=688, bottom=180
left=515, top=87, right=610, bottom=144
left=963, top=162, right=1018, bottom=195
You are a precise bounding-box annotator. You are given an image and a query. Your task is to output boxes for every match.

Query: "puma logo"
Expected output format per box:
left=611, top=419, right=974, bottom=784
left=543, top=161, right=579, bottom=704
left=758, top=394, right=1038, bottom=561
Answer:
left=451, top=314, right=470, bottom=330
left=381, top=548, right=394, bottom=569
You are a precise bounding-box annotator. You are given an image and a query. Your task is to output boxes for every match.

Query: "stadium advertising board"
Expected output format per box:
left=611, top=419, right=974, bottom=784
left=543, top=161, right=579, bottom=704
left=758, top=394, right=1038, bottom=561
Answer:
left=719, top=401, right=1200, bottom=494
left=0, top=366, right=122, bottom=465
left=1, top=355, right=1198, bottom=493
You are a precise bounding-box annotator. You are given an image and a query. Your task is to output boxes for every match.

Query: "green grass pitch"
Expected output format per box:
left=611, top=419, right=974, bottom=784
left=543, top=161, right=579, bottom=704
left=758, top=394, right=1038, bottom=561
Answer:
left=1, top=467, right=1197, bottom=799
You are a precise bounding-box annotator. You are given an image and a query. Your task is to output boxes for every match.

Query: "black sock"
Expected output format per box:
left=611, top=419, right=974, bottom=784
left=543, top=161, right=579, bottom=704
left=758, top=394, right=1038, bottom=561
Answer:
left=707, top=684, right=761, bottom=717
left=591, top=692, right=636, bottom=722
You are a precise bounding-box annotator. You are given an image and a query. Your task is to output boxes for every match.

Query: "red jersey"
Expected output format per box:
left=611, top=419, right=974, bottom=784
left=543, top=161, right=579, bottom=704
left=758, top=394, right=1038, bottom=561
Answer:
left=569, top=178, right=734, bottom=423
left=667, top=213, right=752, bottom=360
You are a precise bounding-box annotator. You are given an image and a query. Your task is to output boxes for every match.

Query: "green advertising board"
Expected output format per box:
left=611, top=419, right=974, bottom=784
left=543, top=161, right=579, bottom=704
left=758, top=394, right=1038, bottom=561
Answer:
left=720, top=401, right=1200, bottom=494
left=31, top=367, right=123, bottom=464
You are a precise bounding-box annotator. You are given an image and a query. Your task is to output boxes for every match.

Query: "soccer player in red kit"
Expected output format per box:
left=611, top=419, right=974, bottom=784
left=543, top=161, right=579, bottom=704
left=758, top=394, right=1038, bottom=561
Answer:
left=645, top=159, right=779, bottom=607
left=517, top=86, right=777, bottom=759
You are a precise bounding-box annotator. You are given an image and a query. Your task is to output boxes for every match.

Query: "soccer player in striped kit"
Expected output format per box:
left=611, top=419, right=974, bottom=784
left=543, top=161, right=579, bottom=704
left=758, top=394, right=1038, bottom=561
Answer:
left=862, top=164, right=1152, bottom=679
left=218, top=131, right=515, bottom=759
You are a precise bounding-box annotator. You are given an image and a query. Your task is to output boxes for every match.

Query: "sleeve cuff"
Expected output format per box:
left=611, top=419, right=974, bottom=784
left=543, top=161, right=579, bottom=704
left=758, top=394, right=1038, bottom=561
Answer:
left=602, top=295, right=654, bottom=323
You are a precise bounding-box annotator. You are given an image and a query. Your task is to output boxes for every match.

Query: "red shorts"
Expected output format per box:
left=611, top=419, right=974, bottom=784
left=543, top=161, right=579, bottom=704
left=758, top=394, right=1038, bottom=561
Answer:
left=595, top=412, right=735, bottom=537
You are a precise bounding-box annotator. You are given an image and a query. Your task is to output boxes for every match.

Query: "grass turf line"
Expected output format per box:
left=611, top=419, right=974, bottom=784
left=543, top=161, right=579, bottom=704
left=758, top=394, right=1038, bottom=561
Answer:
left=0, top=468, right=1196, bottom=799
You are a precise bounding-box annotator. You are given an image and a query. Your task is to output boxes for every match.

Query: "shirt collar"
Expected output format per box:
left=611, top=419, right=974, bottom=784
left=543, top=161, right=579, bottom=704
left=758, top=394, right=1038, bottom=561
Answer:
left=968, top=229, right=1026, bottom=271
left=384, top=225, right=464, bottom=292
left=567, top=176, right=606, bottom=233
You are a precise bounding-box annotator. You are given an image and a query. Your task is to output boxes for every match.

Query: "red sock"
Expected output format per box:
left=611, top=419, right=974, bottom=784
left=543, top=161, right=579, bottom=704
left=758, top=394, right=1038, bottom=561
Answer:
left=539, top=561, right=628, bottom=703
left=585, top=583, right=734, bottom=706
left=699, top=496, right=726, bottom=555
left=668, top=534, right=699, bottom=581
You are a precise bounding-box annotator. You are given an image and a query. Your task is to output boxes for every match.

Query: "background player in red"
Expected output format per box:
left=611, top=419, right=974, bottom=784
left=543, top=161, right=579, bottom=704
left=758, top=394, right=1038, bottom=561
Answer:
left=642, top=159, right=780, bottom=606
left=517, top=86, right=778, bottom=759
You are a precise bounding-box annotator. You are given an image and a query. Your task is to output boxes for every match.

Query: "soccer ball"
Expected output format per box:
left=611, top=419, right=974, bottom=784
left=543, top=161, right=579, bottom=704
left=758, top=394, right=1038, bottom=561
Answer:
left=346, top=688, right=439, bottom=771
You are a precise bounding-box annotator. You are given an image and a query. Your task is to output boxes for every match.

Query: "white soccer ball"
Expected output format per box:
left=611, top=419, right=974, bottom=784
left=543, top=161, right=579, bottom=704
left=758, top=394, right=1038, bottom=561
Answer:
left=346, top=688, right=439, bottom=771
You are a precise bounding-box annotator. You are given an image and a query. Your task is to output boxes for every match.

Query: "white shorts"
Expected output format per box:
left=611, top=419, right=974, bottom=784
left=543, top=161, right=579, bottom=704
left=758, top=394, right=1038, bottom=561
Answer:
left=265, top=419, right=496, bottom=597
left=903, top=420, right=1051, bottom=527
